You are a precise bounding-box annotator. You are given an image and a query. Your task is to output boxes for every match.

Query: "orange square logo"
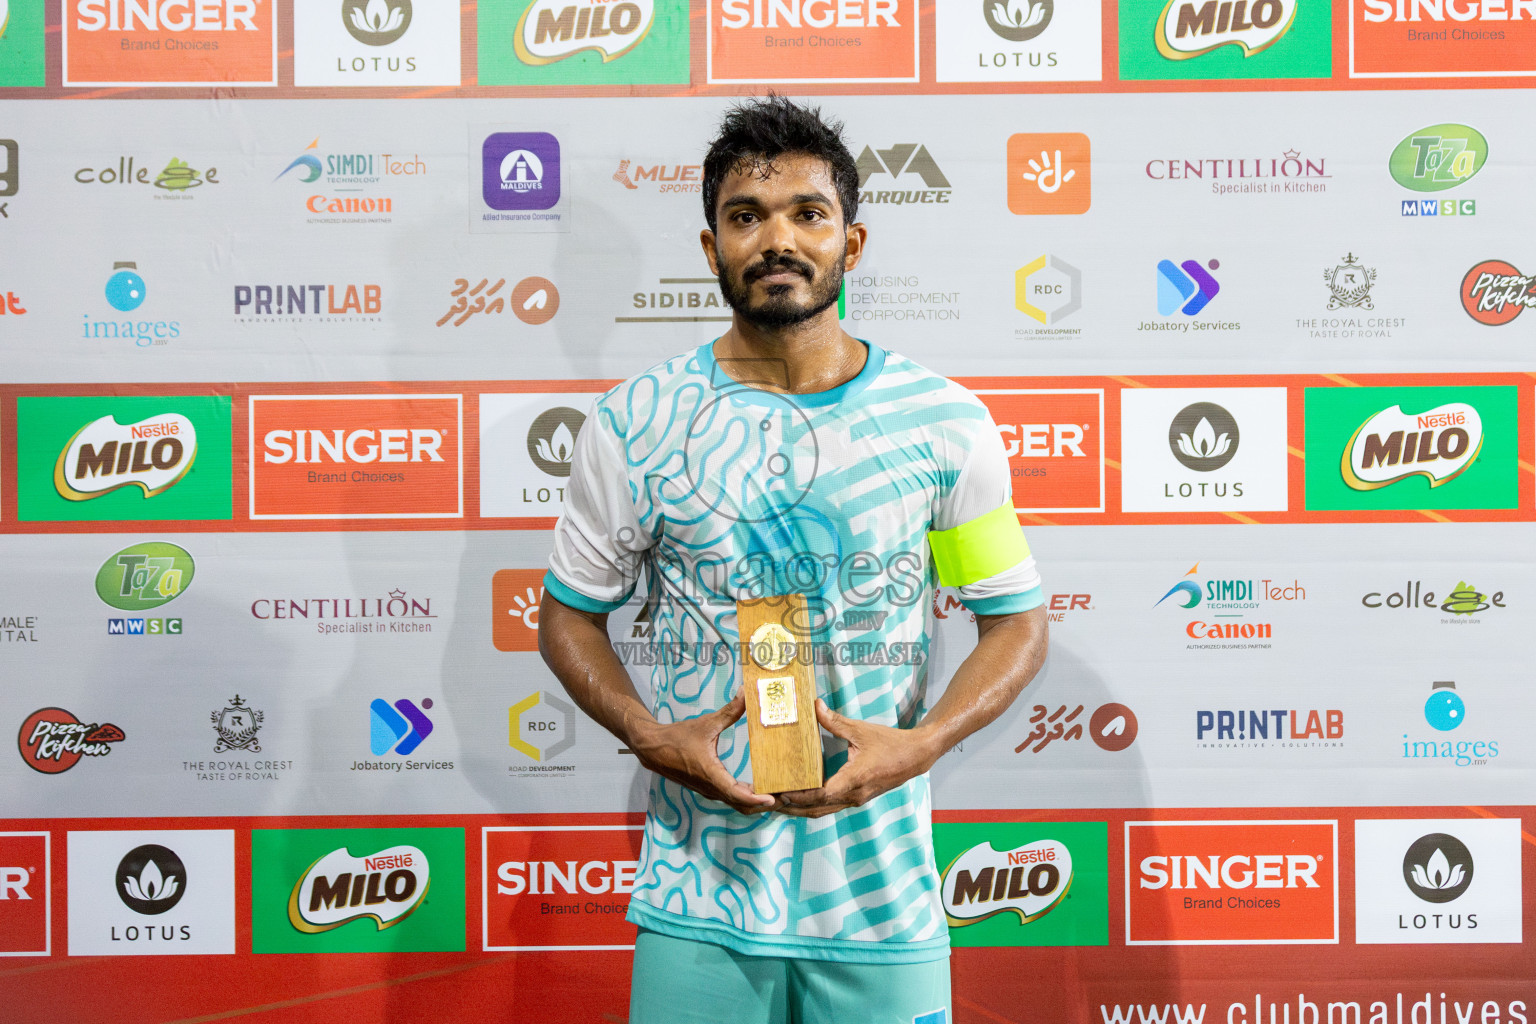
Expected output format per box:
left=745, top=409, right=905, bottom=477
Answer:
left=64, top=0, right=278, bottom=86
left=976, top=390, right=1104, bottom=513
left=1007, top=133, right=1091, bottom=215
left=492, top=569, right=546, bottom=652
left=249, top=395, right=462, bottom=519
left=707, top=0, right=918, bottom=83
left=1126, top=821, right=1338, bottom=945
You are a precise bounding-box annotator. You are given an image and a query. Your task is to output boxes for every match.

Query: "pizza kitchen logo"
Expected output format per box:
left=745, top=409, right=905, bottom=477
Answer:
left=288, top=844, right=430, bottom=933
left=17, top=707, right=125, bottom=774
left=1460, top=260, right=1536, bottom=326
left=1341, top=403, right=1481, bottom=491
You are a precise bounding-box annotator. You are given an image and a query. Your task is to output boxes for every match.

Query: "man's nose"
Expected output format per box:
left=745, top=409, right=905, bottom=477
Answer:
left=761, top=212, right=797, bottom=254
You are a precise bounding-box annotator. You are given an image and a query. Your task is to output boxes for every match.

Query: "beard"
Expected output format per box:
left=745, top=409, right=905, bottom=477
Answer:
left=716, top=245, right=845, bottom=330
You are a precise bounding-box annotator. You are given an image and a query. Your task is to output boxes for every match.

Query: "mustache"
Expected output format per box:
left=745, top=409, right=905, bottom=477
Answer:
left=744, top=253, right=816, bottom=282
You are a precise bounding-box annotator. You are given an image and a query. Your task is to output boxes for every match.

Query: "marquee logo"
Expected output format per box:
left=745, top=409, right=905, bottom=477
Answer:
left=483, top=826, right=642, bottom=949
left=1155, top=0, right=1297, bottom=59
left=95, top=542, right=194, bottom=611
left=1389, top=125, right=1487, bottom=193
left=976, top=389, right=1104, bottom=513
left=55, top=413, right=196, bottom=501
left=509, top=690, right=575, bottom=762
left=288, top=845, right=430, bottom=933
left=855, top=143, right=952, bottom=205
left=707, top=0, right=918, bottom=83
left=942, top=839, right=1072, bottom=926
left=17, top=707, right=124, bottom=774
left=64, top=0, right=278, bottom=86
left=343, top=0, right=410, bottom=45
left=514, top=0, right=656, bottom=64
left=0, top=833, right=50, bottom=956
left=1341, top=403, right=1482, bottom=491
left=1461, top=260, right=1536, bottom=326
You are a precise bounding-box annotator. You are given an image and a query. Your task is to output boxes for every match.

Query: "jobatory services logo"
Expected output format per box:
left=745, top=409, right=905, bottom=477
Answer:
left=1118, top=0, right=1330, bottom=80
left=66, top=830, right=236, bottom=956
left=292, top=0, right=460, bottom=85
left=1015, top=255, right=1082, bottom=337
left=479, top=393, right=593, bottom=516
left=368, top=697, right=435, bottom=757
left=1461, top=260, right=1536, bottom=325
left=0, top=0, right=45, bottom=85
left=1125, top=820, right=1338, bottom=944
left=248, top=394, right=463, bottom=519
left=1350, top=0, right=1536, bottom=77
left=1360, top=580, right=1506, bottom=623
left=474, top=130, right=569, bottom=232
left=854, top=143, right=951, bottom=206
left=0, top=833, right=50, bottom=956
left=1304, top=386, right=1517, bottom=511
left=480, top=0, right=689, bottom=84
left=707, top=0, right=918, bottom=83
left=1015, top=702, right=1139, bottom=754
left=483, top=826, right=642, bottom=950
left=1152, top=258, right=1223, bottom=318
left=251, top=828, right=465, bottom=953
left=1120, top=388, right=1289, bottom=512
left=63, top=0, right=278, bottom=85
left=438, top=276, right=558, bottom=328
left=935, top=0, right=1102, bottom=82
left=1402, top=681, right=1500, bottom=768
left=509, top=690, right=575, bottom=769
left=1391, top=124, right=1485, bottom=218
left=934, top=822, right=1108, bottom=947
left=16, top=396, right=232, bottom=523
left=975, top=389, right=1104, bottom=513
left=1006, top=133, right=1090, bottom=214
left=1354, top=819, right=1521, bottom=943
left=17, top=707, right=124, bottom=774
left=492, top=569, right=545, bottom=652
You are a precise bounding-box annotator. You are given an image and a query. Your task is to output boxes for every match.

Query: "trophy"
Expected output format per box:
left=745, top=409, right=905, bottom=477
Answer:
left=736, top=594, right=824, bottom=795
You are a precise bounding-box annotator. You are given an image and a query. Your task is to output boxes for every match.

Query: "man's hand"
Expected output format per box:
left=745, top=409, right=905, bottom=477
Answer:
left=771, top=700, right=940, bottom=819
left=630, top=692, right=778, bottom=816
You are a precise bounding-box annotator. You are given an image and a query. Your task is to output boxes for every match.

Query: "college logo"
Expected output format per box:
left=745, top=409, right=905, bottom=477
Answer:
left=67, top=830, right=235, bottom=955
left=1461, top=260, right=1536, bottom=325
left=1304, top=386, right=1517, bottom=511
left=483, top=826, right=642, bottom=950
left=481, top=0, right=687, bottom=84
left=249, top=394, right=462, bottom=519
left=17, top=707, right=124, bottom=774
left=95, top=542, right=194, bottom=612
left=252, top=828, right=465, bottom=952
left=1156, top=258, right=1220, bottom=316
left=854, top=143, right=951, bottom=205
left=1119, top=0, right=1329, bottom=80
left=74, top=155, right=221, bottom=194
left=1354, top=819, right=1521, bottom=943
left=54, top=412, right=196, bottom=501
left=1403, top=681, right=1499, bottom=768
left=509, top=690, right=575, bottom=763
left=479, top=392, right=596, bottom=515
left=1006, top=133, right=1090, bottom=214
left=1015, top=255, right=1081, bottom=327
left=933, top=823, right=1107, bottom=947
left=369, top=698, right=433, bottom=756
left=1364, top=581, right=1507, bottom=623
left=1324, top=253, right=1376, bottom=310
left=707, top=0, right=918, bottom=83
left=293, top=0, right=459, bottom=85
left=1121, top=389, right=1288, bottom=512
left=492, top=570, right=545, bottom=652
left=975, top=389, right=1104, bottom=513
left=64, top=0, right=277, bottom=85
left=212, top=695, right=263, bottom=753
left=1351, top=1, right=1536, bottom=78
left=1389, top=125, right=1487, bottom=193
left=0, top=833, right=50, bottom=956
left=1126, top=820, right=1338, bottom=944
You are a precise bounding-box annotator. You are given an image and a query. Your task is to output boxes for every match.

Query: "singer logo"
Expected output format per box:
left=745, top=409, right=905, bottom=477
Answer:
left=0, top=833, right=50, bottom=955
left=483, top=826, right=643, bottom=949
left=707, top=0, right=918, bottom=83
left=1126, top=820, right=1338, bottom=944
left=1342, top=403, right=1482, bottom=491
left=288, top=845, right=429, bottom=933
left=54, top=413, right=196, bottom=501
left=249, top=395, right=462, bottom=519
left=64, top=0, right=278, bottom=85
left=1352, top=3, right=1536, bottom=76
left=975, top=389, right=1104, bottom=513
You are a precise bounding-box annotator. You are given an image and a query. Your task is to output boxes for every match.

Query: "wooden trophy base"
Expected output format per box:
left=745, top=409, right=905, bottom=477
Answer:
left=736, top=594, right=824, bottom=795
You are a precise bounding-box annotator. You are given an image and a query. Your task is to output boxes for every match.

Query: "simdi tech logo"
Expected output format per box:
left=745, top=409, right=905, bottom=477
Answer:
left=0, top=0, right=45, bottom=86
left=483, top=826, right=642, bottom=950
left=251, top=828, right=465, bottom=953
left=934, top=0, right=1103, bottom=83
left=292, top=0, right=462, bottom=86
left=1006, top=133, right=1090, bottom=214
left=1118, top=0, right=1331, bottom=80
left=479, top=0, right=690, bottom=85
left=16, top=396, right=233, bottom=523
left=1351, top=0, right=1536, bottom=77
left=974, top=389, right=1104, bottom=513
left=707, top=0, right=918, bottom=84
left=933, top=822, right=1108, bottom=947
left=63, top=0, right=278, bottom=86
left=1354, top=818, right=1522, bottom=943
left=1303, top=385, right=1517, bottom=511
left=0, top=833, right=50, bottom=956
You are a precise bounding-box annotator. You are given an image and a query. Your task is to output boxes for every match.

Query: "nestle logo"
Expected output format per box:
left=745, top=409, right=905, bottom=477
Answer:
left=364, top=853, right=413, bottom=871
left=1417, top=411, right=1464, bottom=429
left=130, top=421, right=179, bottom=439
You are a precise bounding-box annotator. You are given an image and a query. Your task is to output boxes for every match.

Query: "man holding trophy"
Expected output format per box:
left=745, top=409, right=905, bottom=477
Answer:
left=538, top=97, right=1049, bottom=1024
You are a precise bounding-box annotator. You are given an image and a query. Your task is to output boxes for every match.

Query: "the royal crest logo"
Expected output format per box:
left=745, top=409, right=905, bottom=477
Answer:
left=17, top=708, right=124, bottom=774
left=941, top=839, right=1073, bottom=926
left=55, top=413, right=197, bottom=501
left=1154, top=0, right=1297, bottom=59
left=514, top=0, right=656, bottom=64
left=1342, top=403, right=1482, bottom=492
left=288, top=845, right=430, bottom=933
left=212, top=695, right=263, bottom=753
left=1324, top=253, right=1376, bottom=311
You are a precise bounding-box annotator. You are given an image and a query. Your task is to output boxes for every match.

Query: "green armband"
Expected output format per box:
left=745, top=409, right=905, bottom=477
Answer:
left=928, top=502, right=1030, bottom=587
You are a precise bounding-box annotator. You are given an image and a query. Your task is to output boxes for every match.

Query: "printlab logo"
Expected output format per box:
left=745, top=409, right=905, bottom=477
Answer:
left=233, top=282, right=382, bottom=323
left=1157, top=259, right=1220, bottom=316
left=509, top=691, right=576, bottom=763
left=1007, top=133, right=1090, bottom=214
left=1324, top=253, right=1376, bottom=310
left=1015, top=255, right=1081, bottom=328
left=527, top=407, right=585, bottom=477
left=116, top=845, right=187, bottom=915
left=1461, top=260, right=1536, bottom=326
left=492, top=570, right=545, bottom=652
left=482, top=133, right=560, bottom=211
left=17, top=708, right=124, bottom=774
left=1195, top=708, right=1342, bottom=748
left=1168, top=402, right=1238, bottom=471
left=854, top=143, right=951, bottom=205
left=1403, top=834, right=1472, bottom=903
left=1016, top=702, right=1137, bottom=753
left=370, top=698, right=434, bottom=756
left=438, top=276, right=559, bottom=327
left=212, top=695, right=263, bottom=753
left=343, top=0, right=412, bottom=44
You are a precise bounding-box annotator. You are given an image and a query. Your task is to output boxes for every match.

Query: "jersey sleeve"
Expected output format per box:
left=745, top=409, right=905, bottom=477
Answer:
left=928, top=406, right=1044, bottom=615
left=544, top=401, right=653, bottom=614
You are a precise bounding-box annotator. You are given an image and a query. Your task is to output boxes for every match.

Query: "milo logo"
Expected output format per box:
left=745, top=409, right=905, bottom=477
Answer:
left=1342, top=403, right=1482, bottom=492
left=55, top=412, right=197, bottom=501
left=941, top=839, right=1073, bottom=926
left=1389, top=124, right=1488, bottom=193
left=288, top=845, right=430, bottom=933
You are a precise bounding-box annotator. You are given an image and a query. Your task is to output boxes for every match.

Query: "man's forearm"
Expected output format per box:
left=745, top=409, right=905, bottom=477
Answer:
left=537, top=594, right=658, bottom=749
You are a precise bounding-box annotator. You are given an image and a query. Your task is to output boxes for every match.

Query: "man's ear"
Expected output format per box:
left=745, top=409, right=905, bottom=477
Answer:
left=844, top=222, right=868, bottom=272
left=700, top=229, right=720, bottom=276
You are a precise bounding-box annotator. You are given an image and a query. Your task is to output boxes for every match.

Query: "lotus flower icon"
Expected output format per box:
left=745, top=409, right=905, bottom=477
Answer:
left=123, top=856, right=178, bottom=904
left=351, top=0, right=403, bottom=34
left=535, top=421, right=575, bottom=467
left=1410, top=847, right=1464, bottom=892
left=1402, top=832, right=1473, bottom=903
left=1176, top=417, right=1232, bottom=462
left=994, top=0, right=1047, bottom=29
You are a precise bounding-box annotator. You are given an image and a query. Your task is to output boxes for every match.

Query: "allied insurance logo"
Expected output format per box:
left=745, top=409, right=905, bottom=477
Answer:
left=1119, top=0, right=1330, bottom=80
left=252, top=828, right=465, bottom=953
left=63, top=0, right=279, bottom=86
left=1126, top=820, right=1338, bottom=945
left=975, top=389, right=1104, bottom=513
left=479, top=0, right=689, bottom=85
left=483, top=826, right=642, bottom=950
left=1304, top=386, right=1517, bottom=511
left=1351, top=0, right=1536, bottom=77
left=16, top=396, right=233, bottom=523
left=934, top=822, right=1108, bottom=947
left=707, top=0, right=918, bottom=83
left=249, top=394, right=463, bottom=519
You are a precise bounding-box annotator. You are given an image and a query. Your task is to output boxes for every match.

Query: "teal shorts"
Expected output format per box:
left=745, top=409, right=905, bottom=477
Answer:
left=628, top=928, right=951, bottom=1024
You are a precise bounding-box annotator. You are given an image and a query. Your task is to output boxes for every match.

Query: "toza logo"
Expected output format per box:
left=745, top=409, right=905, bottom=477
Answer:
left=514, top=0, right=656, bottom=65
left=1389, top=124, right=1487, bottom=194
left=1155, top=0, right=1298, bottom=59
left=343, top=0, right=411, bottom=45
left=1168, top=402, right=1238, bottom=471
left=1324, top=253, right=1376, bottom=311
left=288, top=844, right=430, bottom=933
left=116, top=844, right=187, bottom=916
left=55, top=413, right=197, bottom=501
left=1403, top=834, right=1473, bottom=904
left=1341, top=402, right=1482, bottom=491
left=941, top=839, right=1072, bottom=926
left=95, top=542, right=194, bottom=611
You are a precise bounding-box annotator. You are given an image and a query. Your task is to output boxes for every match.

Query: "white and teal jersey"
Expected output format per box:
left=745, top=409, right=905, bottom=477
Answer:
left=545, top=340, right=1042, bottom=965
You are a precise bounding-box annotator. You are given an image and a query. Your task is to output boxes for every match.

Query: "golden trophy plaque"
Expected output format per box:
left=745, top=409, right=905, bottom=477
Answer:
left=736, top=594, right=824, bottom=795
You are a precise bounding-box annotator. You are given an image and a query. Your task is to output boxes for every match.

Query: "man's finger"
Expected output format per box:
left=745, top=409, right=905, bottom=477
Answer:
left=814, top=699, right=857, bottom=739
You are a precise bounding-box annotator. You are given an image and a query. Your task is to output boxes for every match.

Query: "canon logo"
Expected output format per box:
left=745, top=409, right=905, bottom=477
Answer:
left=1139, top=854, right=1320, bottom=890
left=718, top=0, right=899, bottom=29
left=496, top=859, right=638, bottom=896
left=262, top=429, right=444, bottom=464
left=999, top=423, right=1086, bottom=457
left=74, top=0, right=260, bottom=31
left=1362, top=0, right=1536, bottom=20
left=0, top=867, right=31, bottom=899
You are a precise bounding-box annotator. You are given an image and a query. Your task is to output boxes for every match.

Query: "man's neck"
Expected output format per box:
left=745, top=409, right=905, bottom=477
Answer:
left=712, top=310, right=867, bottom=395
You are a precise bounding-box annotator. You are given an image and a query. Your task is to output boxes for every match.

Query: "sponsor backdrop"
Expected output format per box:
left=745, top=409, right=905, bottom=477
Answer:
left=1, top=2, right=1534, bottom=1023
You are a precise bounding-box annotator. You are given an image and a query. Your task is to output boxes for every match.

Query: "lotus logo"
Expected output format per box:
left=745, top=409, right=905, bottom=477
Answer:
left=985, top=0, right=1052, bottom=41
left=289, top=845, right=429, bottom=932
left=1168, top=402, right=1238, bottom=472
left=342, top=0, right=412, bottom=45
left=527, top=407, right=585, bottom=478
left=55, top=413, right=198, bottom=501
left=116, top=845, right=187, bottom=915
left=941, top=839, right=1072, bottom=926
left=1403, top=833, right=1473, bottom=903
left=1342, top=403, right=1482, bottom=491
left=514, top=0, right=656, bottom=66
left=1155, top=0, right=1298, bottom=59
left=1389, top=124, right=1488, bottom=193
